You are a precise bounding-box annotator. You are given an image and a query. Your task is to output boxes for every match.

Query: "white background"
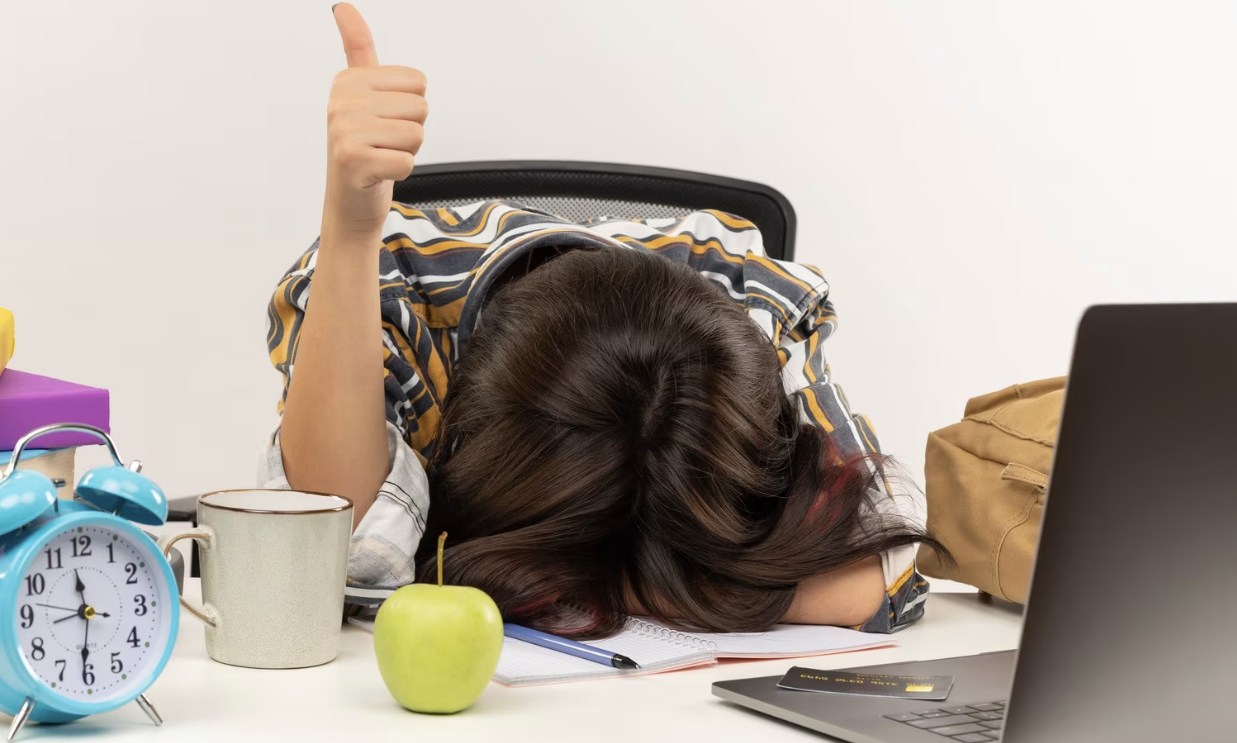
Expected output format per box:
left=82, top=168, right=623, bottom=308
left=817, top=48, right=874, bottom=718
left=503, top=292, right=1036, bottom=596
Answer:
left=2, top=1, right=1235, bottom=498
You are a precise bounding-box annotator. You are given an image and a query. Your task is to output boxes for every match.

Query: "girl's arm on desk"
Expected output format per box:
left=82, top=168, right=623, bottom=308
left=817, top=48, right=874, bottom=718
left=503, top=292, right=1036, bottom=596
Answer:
left=783, top=556, right=887, bottom=627
left=624, top=557, right=887, bottom=629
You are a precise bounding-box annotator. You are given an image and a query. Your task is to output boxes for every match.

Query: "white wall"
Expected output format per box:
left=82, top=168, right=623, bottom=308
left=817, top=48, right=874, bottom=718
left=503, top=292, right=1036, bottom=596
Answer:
left=3, top=1, right=1235, bottom=497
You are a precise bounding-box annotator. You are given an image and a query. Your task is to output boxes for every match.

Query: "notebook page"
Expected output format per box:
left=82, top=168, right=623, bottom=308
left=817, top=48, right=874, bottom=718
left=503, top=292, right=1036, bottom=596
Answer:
left=346, top=616, right=715, bottom=687
left=638, top=620, right=895, bottom=659
left=493, top=633, right=714, bottom=687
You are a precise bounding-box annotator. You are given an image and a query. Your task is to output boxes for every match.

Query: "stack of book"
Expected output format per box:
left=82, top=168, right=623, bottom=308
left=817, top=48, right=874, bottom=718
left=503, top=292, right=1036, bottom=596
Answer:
left=0, top=308, right=110, bottom=492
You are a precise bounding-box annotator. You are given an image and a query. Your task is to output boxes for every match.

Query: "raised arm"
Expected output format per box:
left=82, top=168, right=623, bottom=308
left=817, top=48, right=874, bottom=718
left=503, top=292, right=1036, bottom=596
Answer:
left=279, top=4, right=428, bottom=523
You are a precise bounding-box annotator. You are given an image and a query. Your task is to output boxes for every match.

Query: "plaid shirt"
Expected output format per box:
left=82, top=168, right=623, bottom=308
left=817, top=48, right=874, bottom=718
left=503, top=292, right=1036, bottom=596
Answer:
left=260, top=200, right=929, bottom=632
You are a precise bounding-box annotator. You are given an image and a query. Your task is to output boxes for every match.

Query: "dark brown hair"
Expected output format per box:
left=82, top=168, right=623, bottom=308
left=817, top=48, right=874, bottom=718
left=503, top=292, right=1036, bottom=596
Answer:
left=420, top=246, right=941, bottom=639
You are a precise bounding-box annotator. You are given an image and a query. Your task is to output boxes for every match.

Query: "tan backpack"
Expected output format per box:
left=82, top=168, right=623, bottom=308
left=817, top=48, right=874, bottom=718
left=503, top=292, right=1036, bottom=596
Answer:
left=915, top=377, right=1065, bottom=603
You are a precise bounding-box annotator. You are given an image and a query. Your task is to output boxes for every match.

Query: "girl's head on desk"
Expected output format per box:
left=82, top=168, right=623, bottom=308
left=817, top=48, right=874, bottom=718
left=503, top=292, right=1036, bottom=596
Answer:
left=419, top=248, right=936, bottom=639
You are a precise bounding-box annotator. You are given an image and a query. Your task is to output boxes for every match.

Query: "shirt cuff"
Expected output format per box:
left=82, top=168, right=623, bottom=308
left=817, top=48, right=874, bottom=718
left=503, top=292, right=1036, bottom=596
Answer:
left=855, top=483, right=931, bottom=633
left=258, top=421, right=429, bottom=606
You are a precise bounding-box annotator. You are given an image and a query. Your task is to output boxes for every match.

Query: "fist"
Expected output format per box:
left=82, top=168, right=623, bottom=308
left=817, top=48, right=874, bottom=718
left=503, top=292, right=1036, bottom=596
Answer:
left=324, top=4, right=428, bottom=239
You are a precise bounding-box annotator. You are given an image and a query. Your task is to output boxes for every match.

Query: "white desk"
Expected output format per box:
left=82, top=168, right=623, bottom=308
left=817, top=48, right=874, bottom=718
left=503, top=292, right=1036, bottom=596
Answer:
left=6, top=580, right=1022, bottom=742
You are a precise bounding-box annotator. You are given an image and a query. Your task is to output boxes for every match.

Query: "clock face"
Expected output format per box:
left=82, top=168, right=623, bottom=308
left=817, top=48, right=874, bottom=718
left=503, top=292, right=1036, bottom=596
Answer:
left=14, top=524, right=172, bottom=703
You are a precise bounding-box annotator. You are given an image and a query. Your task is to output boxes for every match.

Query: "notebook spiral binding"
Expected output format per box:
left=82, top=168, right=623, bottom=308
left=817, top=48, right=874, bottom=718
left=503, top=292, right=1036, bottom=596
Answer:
left=625, top=618, right=718, bottom=652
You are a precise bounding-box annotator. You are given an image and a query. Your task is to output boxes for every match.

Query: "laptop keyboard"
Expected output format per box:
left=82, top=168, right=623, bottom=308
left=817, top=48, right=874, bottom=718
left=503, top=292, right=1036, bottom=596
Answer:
left=884, top=701, right=1007, bottom=742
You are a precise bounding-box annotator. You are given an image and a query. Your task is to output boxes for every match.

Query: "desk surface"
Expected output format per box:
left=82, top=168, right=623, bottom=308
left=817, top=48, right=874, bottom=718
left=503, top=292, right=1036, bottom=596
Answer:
left=7, top=579, right=1023, bottom=742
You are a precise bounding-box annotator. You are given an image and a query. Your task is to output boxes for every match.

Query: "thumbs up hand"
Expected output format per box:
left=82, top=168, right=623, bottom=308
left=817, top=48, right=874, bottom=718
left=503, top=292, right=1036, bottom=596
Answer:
left=323, top=4, right=427, bottom=242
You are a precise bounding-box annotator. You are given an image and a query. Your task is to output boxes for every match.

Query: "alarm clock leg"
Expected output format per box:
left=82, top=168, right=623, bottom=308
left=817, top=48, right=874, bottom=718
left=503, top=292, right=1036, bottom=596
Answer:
left=5, top=697, right=33, bottom=742
left=135, top=694, right=163, bottom=726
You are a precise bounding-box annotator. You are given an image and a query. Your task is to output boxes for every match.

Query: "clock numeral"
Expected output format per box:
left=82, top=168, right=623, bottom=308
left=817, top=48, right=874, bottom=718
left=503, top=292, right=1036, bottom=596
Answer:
left=83, top=663, right=95, bottom=687
left=19, top=605, right=33, bottom=629
left=127, top=627, right=140, bottom=648
left=71, top=535, right=92, bottom=558
left=124, top=563, right=138, bottom=585
left=106, top=543, right=115, bottom=564
left=30, top=637, right=44, bottom=661
left=133, top=594, right=148, bottom=616
left=54, top=659, right=66, bottom=682
left=110, top=652, right=124, bottom=674
left=24, top=574, right=45, bottom=596
left=44, top=547, right=62, bottom=570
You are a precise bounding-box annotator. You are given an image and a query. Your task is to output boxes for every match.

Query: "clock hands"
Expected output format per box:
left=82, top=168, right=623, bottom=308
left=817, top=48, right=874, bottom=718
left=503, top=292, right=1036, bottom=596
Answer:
left=61, top=568, right=107, bottom=688
left=40, top=602, right=111, bottom=620
left=74, top=568, right=87, bottom=606
left=79, top=594, right=93, bottom=688
left=53, top=609, right=109, bottom=624
left=68, top=568, right=93, bottom=626
left=69, top=569, right=109, bottom=617
left=80, top=626, right=89, bottom=686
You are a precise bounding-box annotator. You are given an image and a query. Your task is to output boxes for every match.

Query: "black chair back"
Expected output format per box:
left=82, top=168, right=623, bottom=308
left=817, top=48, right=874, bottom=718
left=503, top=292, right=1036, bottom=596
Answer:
left=393, top=161, right=798, bottom=261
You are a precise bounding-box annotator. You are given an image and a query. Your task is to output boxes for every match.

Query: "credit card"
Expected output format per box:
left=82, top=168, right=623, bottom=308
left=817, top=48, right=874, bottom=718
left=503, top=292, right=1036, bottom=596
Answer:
left=777, top=666, right=954, bottom=700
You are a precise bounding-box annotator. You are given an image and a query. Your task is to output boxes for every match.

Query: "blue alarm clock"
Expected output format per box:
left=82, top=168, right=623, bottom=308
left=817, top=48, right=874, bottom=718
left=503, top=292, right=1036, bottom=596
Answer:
left=0, top=424, right=178, bottom=741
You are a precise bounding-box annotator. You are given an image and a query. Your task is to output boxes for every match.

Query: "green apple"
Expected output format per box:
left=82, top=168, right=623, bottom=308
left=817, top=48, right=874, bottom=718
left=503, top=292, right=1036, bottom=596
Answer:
left=373, top=532, right=504, bottom=714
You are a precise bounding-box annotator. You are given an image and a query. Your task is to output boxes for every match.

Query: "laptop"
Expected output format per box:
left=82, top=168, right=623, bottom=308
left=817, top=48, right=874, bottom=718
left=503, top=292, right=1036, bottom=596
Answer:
left=713, top=304, right=1237, bottom=742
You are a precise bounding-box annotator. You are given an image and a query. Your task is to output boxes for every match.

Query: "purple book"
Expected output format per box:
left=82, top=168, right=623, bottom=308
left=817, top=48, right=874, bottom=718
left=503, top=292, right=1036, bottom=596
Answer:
left=0, top=369, right=110, bottom=450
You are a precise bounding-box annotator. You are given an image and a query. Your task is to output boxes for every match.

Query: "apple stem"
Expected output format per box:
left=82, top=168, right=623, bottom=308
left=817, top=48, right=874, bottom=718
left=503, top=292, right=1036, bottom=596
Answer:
left=437, top=531, right=447, bottom=587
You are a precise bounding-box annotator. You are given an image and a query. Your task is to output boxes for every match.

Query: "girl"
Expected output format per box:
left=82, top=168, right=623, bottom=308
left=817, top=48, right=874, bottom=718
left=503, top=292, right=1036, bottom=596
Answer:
left=260, top=4, right=942, bottom=639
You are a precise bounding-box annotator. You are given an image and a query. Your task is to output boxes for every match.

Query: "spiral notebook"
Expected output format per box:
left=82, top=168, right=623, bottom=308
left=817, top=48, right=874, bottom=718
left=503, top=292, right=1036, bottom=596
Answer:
left=347, top=616, right=894, bottom=687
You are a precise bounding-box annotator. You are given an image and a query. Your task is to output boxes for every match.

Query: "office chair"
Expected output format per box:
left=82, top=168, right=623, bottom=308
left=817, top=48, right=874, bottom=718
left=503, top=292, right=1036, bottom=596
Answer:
left=167, top=161, right=798, bottom=573
left=393, top=161, right=798, bottom=261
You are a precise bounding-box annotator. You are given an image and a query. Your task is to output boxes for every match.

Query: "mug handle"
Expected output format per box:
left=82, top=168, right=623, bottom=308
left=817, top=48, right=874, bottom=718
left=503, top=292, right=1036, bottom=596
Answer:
left=159, top=528, right=220, bottom=627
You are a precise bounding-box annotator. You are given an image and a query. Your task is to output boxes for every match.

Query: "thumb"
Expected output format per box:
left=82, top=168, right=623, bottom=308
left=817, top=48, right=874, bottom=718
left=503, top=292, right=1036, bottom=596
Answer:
left=332, top=3, right=379, bottom=68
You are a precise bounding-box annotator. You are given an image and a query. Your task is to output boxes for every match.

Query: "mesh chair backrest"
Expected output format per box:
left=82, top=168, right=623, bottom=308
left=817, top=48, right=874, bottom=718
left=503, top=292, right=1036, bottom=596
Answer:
left=407, top=195, right=692, bottom=224
left=392, top=161, right=797, bottom=261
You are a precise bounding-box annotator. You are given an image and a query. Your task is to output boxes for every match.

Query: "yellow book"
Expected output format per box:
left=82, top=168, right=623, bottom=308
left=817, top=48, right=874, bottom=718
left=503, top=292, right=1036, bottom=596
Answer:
left=0, top=307, right=12, bottom=377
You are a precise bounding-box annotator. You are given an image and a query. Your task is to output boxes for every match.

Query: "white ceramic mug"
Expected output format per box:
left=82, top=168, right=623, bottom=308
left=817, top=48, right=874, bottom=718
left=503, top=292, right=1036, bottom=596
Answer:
left=159, top=490, right=352, bottom=669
